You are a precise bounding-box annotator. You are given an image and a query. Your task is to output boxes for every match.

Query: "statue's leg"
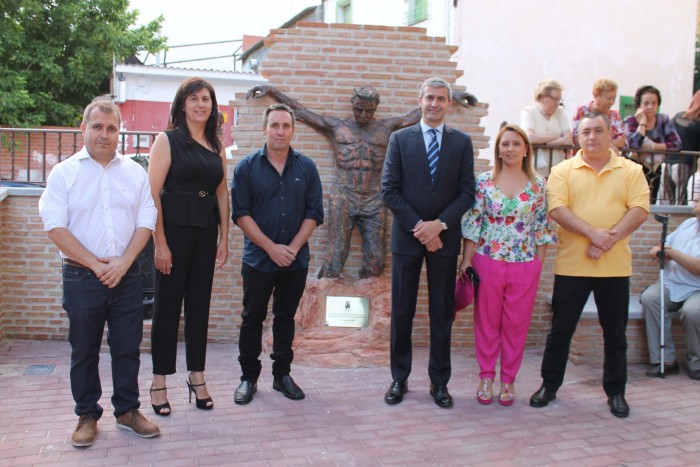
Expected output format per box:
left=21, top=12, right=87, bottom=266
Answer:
left=356, top=198, right=387, bottom=278
left=318, top=191, right=354, bottom=278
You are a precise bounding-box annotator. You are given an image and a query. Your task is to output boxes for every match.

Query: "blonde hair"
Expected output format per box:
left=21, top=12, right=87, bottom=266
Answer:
left=592, top=77, right=618, bottom=97
left=493, top=124, right=536, bottom=184
left=534, top=79, right=563, bottom=102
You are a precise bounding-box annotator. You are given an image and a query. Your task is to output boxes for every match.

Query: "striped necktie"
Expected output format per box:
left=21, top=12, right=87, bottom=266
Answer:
left=427, top=128, right=440, bottom=182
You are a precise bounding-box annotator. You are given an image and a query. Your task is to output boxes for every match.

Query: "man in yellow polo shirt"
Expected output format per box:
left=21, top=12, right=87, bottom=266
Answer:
left=529, top=112, right=650, bottom=418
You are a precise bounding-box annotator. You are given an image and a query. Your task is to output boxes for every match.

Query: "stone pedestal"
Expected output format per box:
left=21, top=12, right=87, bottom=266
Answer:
left=263, top=276, right=392, bottom=368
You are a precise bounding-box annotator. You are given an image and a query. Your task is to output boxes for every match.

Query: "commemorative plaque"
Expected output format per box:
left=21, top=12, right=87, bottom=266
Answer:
left=325, top=296, right=369, bottom=328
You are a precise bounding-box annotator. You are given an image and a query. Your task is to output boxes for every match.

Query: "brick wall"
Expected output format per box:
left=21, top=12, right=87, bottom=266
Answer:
left=231, top=22, right=489, bottom=349
left=0, top=190, right=65, bottom=341
left=0, top=22, right=693, bottom=363
left=1, top=189, right=691, bottom=354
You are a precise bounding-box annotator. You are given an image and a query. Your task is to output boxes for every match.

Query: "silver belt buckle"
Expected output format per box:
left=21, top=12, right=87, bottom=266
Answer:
left=198, top=191, right=206, bottom=197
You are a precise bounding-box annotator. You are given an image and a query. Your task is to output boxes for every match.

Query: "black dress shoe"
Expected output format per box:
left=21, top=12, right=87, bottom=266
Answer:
left=645, top=361, right=679, bottom=377
left=608, top=394, right=630, bottom=418
left=529, top=385, right=556, bottom=408
left=430, top=384, right=453, bottom=408
left=273, top=375, right=305, bottom=400
left=234, top=380, right=257, bottom=405
left=689, top=368, right=700, bottom=380
left=384, top=381, right=408, bottom=405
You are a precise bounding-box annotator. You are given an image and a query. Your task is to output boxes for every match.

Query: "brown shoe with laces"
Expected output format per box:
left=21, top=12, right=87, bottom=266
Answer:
left=115, top=409, right=160, bottom=438
left=71, top=415, right=97, bottom=447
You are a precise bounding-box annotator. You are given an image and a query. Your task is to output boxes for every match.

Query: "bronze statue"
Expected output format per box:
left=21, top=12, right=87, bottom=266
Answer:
left=246, top=84, right=477, bottom=278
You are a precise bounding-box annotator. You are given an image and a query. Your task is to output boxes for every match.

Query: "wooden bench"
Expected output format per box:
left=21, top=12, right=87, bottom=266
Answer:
left=546, top=294, right=684, bottom=365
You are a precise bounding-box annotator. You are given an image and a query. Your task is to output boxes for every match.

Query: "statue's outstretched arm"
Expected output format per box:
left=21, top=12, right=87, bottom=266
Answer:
left=246, top=85, right=332, bottom=133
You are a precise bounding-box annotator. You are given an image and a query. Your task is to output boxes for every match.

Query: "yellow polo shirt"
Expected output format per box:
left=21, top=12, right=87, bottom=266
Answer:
left=546, top=150, right=650, bottom=277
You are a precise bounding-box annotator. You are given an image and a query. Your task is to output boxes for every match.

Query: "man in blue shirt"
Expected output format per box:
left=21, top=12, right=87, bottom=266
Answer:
left=231, top=103, right=324, bottom=404
left=642, top=199, right=700, bottom=379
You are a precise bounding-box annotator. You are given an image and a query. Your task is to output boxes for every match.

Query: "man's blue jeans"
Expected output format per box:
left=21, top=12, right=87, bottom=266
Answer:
left=62, top=263, right=143, bottom=419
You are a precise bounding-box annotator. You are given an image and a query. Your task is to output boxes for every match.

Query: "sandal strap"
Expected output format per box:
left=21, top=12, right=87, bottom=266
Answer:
left=477, top=378, right=493, bottom=398
left=499, top=384, right=515, bottom=400
left=188, top=378, right=206, bottom=388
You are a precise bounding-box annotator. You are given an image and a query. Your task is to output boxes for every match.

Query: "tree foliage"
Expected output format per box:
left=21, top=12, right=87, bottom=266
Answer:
left=0, top=0, right=165, bottom=127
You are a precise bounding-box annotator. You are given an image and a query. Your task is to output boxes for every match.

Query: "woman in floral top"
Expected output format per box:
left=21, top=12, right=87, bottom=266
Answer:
left=459, top=124, right=557, bottom=406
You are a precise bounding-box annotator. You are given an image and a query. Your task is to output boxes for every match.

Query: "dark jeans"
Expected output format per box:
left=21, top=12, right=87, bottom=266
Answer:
left=62, top=262, right=143, bottom=419
left=238, top=263, right=308, bottom=381
left=541, top=275, right=629, bottom=396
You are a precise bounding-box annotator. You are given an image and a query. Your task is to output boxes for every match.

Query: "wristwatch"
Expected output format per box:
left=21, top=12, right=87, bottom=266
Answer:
left=438, top=218, right=448, bottom=230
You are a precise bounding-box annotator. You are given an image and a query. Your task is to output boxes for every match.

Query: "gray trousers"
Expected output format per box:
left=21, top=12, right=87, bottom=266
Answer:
left=641, top=281, right=700, bottom=371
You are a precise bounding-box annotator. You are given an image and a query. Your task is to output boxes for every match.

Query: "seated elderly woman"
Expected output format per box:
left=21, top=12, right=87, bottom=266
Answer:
left=624, top=85, right=682, bottom=204
left=520, top=79, right=573, bottom=175
left=571, top=77, right=626, bottom=150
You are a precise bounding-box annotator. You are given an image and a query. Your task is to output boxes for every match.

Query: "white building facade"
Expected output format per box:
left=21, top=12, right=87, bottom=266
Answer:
left=319, top=0, right=697, bottom=159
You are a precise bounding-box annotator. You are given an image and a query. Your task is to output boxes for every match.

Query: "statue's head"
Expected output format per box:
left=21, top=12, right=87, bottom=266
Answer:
left=351, top=85, right=380, bottom=127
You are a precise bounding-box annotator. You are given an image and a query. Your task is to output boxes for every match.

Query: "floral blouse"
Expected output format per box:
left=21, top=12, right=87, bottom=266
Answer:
left=461, top=171, right=557, bottom=263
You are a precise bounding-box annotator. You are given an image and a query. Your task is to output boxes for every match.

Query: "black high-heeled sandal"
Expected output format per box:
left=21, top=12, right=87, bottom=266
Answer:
left=150, top=386, right=171, bottom=416
left=186, top=378, right=214, bottom=410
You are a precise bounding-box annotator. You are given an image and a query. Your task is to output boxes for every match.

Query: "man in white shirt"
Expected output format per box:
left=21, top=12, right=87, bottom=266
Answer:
left=642, top=198, right=700, bottom=380
left=39, top=100, right=160, bottom=448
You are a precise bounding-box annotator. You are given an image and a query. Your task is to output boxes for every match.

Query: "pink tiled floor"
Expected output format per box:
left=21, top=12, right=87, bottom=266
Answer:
left=2, top=339, right=700, bottom=466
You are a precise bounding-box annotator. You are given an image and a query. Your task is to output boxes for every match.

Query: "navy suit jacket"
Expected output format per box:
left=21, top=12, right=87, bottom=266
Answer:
left=381, top=122, right=475, bottom=257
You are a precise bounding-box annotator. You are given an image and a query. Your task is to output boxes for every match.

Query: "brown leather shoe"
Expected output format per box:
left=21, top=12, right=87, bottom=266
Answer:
left=115, top=409, right=160, bottom=438
left=72, top=415, right=97, bottom=448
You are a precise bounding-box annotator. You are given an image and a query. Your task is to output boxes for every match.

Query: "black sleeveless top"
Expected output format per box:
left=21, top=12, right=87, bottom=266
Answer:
left=160, top=129, right=223, bottom=228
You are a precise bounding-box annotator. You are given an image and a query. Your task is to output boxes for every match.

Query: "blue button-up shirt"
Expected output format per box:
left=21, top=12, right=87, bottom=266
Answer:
left=231, top=145, right=324, bottom=272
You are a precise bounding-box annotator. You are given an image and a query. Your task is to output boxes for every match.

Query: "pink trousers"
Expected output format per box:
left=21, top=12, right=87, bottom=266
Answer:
left=471, top=253, right=542, bottom=383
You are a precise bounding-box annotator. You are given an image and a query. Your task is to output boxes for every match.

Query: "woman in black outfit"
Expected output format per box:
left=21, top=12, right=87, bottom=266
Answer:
left=148, top=78, right=229, bottom=415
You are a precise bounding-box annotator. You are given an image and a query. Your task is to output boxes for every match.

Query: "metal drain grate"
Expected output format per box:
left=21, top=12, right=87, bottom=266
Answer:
left=24, top=364, right=55, bottom=376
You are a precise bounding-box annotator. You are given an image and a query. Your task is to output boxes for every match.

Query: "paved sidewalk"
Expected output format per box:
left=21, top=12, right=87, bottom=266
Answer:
left=2, top=339, right=700, bottom=466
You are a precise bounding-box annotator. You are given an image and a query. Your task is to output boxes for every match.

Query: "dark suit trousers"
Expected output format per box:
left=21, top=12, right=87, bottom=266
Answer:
left=151, top=217, right=218, bottom=375
left=238, top=264, right=308, bottom=381
left=541, top=275, right=629, bottom=396
left=390, top=252, right=457, bottom=386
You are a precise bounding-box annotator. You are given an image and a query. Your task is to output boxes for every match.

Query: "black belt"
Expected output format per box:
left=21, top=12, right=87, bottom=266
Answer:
left=164, top=189, right=213, bottom=198
left=63, top=258, right=89, bottom=269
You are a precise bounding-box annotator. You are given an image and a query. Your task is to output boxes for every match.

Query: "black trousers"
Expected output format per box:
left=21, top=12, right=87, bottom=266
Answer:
left=541, top=275, right=629, bottom=396
left=238, top=263, right=308, bottom=381
left=151, top=218, right=218, bottom=375
left=390, top=252, right=457, bottom=386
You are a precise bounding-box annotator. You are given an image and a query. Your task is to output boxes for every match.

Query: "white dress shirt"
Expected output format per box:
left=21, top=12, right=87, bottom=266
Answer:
left=666, top=217, right=700, bottom=302
left=39, top=147, right=156, bottom=259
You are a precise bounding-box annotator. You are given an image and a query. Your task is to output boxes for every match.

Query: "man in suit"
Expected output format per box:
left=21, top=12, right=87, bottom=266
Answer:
left=245, top=84, right=476, bottom=279
left=381, top=77, right=476, bottom=408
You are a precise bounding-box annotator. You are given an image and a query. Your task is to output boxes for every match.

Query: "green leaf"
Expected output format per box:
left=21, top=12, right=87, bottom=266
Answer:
left=0, top=0, right=166, bottom=127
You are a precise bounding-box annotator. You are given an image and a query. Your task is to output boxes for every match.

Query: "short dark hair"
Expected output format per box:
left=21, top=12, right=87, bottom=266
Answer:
left=581, top=111, right=610, bottom=129
left=263, top=103, right=295, bottom=127
left=634, top=85, right=662, bottom=109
